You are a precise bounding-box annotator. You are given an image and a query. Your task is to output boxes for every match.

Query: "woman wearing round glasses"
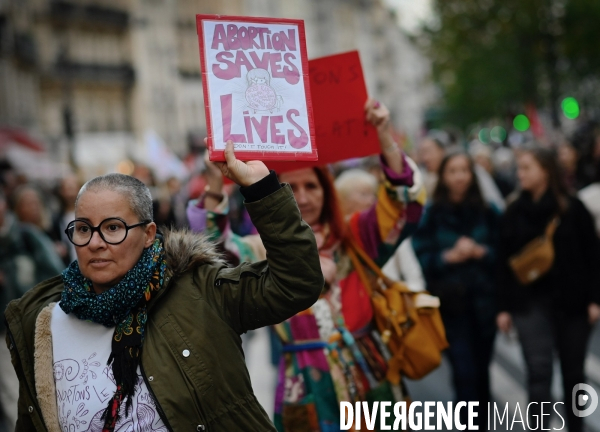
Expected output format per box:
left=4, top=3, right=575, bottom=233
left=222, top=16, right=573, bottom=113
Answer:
left=65, top=218, right=152, bottom=247
left=5, top=144, right=323, bottom=432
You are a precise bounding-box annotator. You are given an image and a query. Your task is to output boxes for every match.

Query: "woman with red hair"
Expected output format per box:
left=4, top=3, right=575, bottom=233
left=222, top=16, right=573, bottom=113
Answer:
left=189, top=99, right=425, bottom=431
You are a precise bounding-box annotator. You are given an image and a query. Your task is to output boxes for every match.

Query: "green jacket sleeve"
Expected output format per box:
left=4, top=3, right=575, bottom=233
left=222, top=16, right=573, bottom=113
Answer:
left=194, top=184, right=324, bottom=334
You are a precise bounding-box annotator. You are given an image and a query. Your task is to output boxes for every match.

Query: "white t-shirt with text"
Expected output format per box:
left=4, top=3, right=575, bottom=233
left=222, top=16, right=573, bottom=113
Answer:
left=51, top=303, right=167, bottom=431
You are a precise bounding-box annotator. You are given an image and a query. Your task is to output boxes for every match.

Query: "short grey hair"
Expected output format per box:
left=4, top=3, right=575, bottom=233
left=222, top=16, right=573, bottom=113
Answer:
left=75, top=173, right=153, bottom=222
left=334, top=169, right=378, bottom=198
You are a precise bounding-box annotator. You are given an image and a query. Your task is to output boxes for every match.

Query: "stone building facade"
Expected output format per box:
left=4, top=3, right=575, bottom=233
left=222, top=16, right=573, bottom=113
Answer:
left=0, top=0, right=432, bottom=171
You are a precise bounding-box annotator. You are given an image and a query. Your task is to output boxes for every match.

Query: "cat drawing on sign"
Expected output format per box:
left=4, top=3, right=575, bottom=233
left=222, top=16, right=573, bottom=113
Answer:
left=245, top=68, right=284, bottom=114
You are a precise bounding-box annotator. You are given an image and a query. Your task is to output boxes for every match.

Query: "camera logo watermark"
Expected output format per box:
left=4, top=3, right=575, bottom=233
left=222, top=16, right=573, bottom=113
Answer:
left=573, top=383, right=598, bottom=418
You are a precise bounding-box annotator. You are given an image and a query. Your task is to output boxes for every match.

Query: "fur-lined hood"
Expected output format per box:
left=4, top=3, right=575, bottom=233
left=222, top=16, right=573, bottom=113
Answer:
left=6, top=184, right=321, bottom=431
left=30, top=229, right=225, bottom=431
left=161, top=228, right=224, bottom=275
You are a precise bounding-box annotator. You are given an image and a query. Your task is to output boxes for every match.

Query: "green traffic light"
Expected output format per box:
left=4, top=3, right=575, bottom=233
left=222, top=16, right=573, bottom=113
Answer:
left=513, top=114, right=530, bottom=132
left=561, top=97, right=580, bottom=119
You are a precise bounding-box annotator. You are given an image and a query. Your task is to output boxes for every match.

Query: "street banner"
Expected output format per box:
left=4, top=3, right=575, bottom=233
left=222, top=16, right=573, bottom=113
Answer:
left=267, top=50, right=380, bottom=173
left=196, top=14, right=317, bottom=161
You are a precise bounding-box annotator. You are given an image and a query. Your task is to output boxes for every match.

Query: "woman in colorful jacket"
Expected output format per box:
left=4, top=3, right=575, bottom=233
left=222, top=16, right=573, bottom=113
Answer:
left=4, top=146, right=323, bottom=432
left=190, top=100, right=425, bottom=431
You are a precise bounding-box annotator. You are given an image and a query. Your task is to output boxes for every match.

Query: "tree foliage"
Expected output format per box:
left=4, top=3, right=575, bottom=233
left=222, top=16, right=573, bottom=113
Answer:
left=423, top=0, right=600, bottom=128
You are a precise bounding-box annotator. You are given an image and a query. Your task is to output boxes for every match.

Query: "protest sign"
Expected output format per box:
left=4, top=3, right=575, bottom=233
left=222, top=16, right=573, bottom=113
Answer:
left=196, top=15, right=317, bottom=161
left=267, top=50, right=380, bottom=173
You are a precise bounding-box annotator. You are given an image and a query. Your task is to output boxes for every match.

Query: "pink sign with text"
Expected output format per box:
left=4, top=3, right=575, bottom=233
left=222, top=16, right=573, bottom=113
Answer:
left=196, top=15, right=317, bottom=161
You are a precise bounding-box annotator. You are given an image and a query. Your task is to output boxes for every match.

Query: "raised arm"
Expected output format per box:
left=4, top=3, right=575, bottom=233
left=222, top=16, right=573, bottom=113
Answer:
left=365, top=98, right=403, bottom=174
left=349, top=100, right=426, bottom=265
left=195, top=142, right=323, bottom=333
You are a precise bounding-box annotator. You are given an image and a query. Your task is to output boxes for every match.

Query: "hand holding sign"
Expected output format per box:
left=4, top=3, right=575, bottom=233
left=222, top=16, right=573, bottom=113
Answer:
left=214, top=140, right=270, bottom=187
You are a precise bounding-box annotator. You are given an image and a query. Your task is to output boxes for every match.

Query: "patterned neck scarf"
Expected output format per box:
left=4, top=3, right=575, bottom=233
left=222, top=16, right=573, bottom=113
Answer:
left=60, top=239, right=167, bottom=432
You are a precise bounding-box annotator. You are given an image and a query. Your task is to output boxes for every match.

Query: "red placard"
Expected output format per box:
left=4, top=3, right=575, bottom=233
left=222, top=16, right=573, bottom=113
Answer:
left=196, top=15, right=317, bottom=162
left=267, top=51, right=380, bottom=173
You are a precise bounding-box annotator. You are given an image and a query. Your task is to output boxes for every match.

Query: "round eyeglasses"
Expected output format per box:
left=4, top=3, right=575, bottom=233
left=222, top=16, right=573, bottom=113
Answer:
left=64, top=217, right=151, bottom=246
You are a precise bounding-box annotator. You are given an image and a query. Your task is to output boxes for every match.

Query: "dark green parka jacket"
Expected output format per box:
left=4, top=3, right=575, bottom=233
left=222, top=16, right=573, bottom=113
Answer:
left=4, top=185, right=324, bottom=431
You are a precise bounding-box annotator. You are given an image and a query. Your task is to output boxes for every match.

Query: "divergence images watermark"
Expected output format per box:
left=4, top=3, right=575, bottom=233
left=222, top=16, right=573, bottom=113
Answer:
left=340, top=383, right=598, bottom=430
